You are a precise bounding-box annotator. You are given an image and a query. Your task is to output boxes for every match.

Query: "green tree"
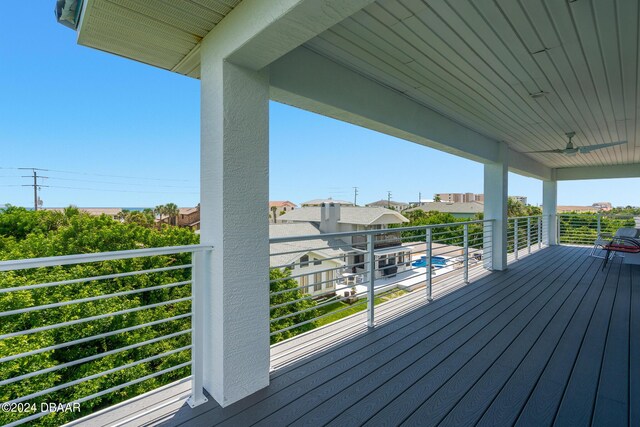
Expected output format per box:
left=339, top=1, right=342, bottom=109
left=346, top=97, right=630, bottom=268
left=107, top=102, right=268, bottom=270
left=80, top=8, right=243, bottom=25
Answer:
left=164, top=203, right=179, bottom=226
left=269, top=268, right=317, bottom=344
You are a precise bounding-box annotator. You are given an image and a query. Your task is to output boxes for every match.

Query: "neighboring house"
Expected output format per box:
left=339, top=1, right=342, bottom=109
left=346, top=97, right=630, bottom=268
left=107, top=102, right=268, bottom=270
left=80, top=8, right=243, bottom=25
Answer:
left=279, top=203, right=411, bottom=279
left=269, top=222, right=349, bottom=296
left=269, top=201, right=297, bottom=214
left=44, top=207, right=123, bottom=220
left=592, top=202, right=612, bottom=211
left=510, top=195, right=528, bottom=205
left=406, top=201, right=484, bottom=218
left=365, top=200, right=410, bottom=211
left=269, top=201, right=297, bottom=223
left=158, top=206, right=201, bottom=230
left=301, top=198, right=354, bottom=207
left=557, top=205, right=600, bottom=213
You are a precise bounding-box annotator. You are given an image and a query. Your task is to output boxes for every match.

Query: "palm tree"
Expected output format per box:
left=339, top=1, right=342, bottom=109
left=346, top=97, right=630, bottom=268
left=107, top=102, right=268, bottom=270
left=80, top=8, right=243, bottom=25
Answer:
left=165, top=203, right=179, bottom=226
left=270, top=206, right=278, bottom=223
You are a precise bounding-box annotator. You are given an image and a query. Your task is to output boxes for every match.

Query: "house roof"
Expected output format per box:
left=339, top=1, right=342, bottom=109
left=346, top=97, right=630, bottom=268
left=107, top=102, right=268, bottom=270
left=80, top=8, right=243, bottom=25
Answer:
left=556, top=205, right=600, bottom=213
left=269, top=201, right=297, bottom=208
left=44, top=207, right=123, bottom=216
left=301, top=198, right=354, bottom=206
left=365, top=200, right=409, bottom=207
left=179, top=207, right=199, bottom=215
left=406, top=201, right=485, bottom=214
left=269, top=223, right=351, bottom=268
left=279, top=206, right=409, bottom=226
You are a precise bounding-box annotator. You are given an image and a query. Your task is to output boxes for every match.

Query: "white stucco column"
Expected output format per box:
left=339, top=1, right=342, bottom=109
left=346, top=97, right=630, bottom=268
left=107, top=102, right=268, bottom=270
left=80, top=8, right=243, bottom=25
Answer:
left=484, top=142, right=508, bottom=271
left=543, top=180, right=558, bottom=245
left=199, top=38, right=270, bottom=406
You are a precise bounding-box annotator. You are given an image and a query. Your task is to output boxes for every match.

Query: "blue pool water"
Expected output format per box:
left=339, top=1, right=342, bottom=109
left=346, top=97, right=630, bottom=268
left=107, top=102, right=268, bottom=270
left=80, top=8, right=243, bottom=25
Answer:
left=411, top=256, right=448, bottom=268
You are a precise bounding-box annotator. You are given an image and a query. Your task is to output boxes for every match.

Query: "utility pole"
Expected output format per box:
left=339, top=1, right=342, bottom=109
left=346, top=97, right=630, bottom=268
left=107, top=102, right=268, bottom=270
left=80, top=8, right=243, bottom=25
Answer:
left=19, top=168, right=48, bottom=211
left=387, top=191, right=392, bottom=208
left=353, top=187, right=359, bottom=206
left=418, top=192, right=421, bottom=204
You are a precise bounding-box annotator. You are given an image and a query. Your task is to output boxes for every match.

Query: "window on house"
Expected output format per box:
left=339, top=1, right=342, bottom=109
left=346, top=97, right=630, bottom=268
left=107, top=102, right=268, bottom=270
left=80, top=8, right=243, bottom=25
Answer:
left=299, top=275, right=308, bottom=292
left=314, top=258, right=321, bottom=266
left=326, top=270, right=334, bottom=289
left=300, top=255, right=309, bottom=267
left=314, top=272, right=322, bottom=292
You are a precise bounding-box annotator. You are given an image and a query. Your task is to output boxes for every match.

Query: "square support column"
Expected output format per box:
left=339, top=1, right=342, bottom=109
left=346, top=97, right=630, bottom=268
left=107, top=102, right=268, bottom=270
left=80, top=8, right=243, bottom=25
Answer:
left=543, top=180, right=558, bottom=245
left=200, top=40, right=270, bottom=406
left=484, top=142, right=508, bottom=271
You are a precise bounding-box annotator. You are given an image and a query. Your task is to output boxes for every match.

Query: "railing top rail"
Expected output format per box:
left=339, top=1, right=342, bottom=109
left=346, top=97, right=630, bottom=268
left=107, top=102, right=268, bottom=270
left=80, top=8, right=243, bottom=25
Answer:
left=0, top=244, right=214, bottom=272
left=269, top=219, right=493, bottom=244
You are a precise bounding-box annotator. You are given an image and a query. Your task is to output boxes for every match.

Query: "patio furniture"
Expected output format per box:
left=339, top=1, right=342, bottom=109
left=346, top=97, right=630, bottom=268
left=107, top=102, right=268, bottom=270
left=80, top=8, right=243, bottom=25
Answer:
left=601, top=235, right=640, bottom=269
left=590, top=232, right=613, bottom=259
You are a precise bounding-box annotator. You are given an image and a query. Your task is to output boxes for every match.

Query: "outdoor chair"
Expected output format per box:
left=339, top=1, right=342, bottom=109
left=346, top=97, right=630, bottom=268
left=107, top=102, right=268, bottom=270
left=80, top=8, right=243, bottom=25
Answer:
left=593, top=227, right=638, bottom=259
left=601, top=233, right=640, bottom=270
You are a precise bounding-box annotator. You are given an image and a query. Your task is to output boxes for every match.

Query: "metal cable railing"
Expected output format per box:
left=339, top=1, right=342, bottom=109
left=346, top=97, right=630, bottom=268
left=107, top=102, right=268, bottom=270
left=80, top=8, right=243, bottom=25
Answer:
left=268, top=220, right=494, bottom=343
left=0, top=245, right=212, bottom=427
left=558, top=213, right=636, bottom=245
left=507, top=216, right=543, bottom=260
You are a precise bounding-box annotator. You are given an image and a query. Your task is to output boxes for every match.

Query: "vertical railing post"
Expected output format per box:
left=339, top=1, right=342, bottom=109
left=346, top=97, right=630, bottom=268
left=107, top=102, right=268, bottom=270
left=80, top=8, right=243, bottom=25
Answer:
left=527, top=217, right=531, bottom=254
left=514, top=218, right=519, bottom=260
left=538, top=216, right=542, bottom=249
left=188, top=249, right=209, bottom=408
left=366, top=234, right=375, bottom=328
left=556, top=215, right=561, bottom=244
left=596, top=213, right=601, bottom=237
left=426, top=227, right=433, bottom=301
left=463, top=223, right=469, bottom=284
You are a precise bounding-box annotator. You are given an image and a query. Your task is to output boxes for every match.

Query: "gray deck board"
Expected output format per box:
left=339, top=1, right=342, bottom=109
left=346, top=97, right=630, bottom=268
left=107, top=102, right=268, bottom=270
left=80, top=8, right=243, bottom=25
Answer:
left=592, top=263, right=631, bottom=426
left=68, top=246, right=637, bottom=427
left=172, top=247, right=559, bottom=427
left=474, top=254, right=605, bottom=427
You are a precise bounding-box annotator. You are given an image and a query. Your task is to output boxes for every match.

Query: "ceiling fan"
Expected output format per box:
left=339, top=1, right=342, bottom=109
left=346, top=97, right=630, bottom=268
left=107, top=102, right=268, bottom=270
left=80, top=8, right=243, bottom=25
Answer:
left=525, top=132, right=627, bottom=156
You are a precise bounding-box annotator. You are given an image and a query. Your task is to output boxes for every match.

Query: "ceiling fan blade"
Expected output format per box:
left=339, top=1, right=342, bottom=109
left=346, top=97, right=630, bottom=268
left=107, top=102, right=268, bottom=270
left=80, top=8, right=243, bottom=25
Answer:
left=578, top=140, right=627, bottom=153
left=523, top=149, right=565, bottom=154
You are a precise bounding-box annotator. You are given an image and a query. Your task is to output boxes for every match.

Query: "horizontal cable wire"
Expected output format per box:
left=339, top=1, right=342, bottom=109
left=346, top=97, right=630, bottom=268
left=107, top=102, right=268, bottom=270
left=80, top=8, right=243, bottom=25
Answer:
left=0, top=280, right=191, bottom=318
left=6, top=346, right=191, bottom=405
left=0, top=297, right=191, bottom=340
left=0, top=264, right=191, bottom=294
left=0, top=329, right=191, bottom=387
left=0, top=313, right=192, bottom=363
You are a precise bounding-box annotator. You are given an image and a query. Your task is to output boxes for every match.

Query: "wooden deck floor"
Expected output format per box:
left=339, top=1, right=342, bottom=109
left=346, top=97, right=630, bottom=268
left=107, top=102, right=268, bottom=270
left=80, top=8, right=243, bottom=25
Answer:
left=71, top=245, right=639, bottom=427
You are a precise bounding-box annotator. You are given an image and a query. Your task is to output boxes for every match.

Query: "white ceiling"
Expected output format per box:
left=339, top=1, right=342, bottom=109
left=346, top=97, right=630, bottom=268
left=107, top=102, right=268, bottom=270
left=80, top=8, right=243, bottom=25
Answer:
left=76, top=0, right=639, bottom=170
left=305, top=0, right=640, bottom=169
left=78, top=0, right=241, bottom=77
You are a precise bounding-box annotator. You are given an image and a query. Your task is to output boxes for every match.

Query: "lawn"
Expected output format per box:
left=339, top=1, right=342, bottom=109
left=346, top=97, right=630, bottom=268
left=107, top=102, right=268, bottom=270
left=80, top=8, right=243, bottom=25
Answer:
left=314, top=288, right=407, bottom=327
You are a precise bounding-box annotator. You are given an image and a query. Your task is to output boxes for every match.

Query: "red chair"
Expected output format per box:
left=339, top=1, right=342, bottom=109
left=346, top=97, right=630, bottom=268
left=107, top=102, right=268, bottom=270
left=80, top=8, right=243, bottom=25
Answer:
left=601, top=236, right=640, bottom=269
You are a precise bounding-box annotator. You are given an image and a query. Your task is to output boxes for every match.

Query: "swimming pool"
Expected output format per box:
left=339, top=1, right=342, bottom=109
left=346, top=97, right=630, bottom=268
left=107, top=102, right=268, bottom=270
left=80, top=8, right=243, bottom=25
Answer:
left=411, top=255, right=449, bottom=268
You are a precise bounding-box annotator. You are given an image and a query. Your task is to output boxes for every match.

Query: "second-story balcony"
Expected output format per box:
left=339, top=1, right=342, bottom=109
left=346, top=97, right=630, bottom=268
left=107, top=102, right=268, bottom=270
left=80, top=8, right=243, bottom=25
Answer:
left=2, top=216, right=638, bottom=426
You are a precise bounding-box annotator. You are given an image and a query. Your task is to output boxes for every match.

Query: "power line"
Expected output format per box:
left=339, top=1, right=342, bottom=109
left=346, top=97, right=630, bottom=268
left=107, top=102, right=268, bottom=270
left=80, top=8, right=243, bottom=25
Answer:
left=45, top=168, right=193, bottom=182
left=45, top=176, right=198, bottom=189
left=45, top=185, right=198, bottom=195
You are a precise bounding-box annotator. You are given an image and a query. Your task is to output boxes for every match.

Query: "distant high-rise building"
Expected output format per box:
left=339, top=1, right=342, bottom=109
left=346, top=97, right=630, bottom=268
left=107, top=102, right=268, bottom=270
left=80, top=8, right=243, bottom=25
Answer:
left=435, top=193, right=526, bottom=204
left=435, top=192, right=485, bottom=203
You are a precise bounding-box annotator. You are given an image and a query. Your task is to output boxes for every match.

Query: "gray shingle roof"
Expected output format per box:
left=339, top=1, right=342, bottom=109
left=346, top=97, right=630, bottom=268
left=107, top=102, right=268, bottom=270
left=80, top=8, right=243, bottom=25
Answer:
left=405, top=201, right=484, bottom=214
left=269, top=223, right=352, bottom=268
left=278, top=206, right=408, bottom=225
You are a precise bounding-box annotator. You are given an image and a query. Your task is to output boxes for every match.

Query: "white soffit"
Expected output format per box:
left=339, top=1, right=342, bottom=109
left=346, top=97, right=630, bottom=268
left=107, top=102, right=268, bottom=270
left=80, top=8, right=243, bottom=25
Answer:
left=304, top=0, right=640, bottom=169
left=78, top=0, right=241, bottom=78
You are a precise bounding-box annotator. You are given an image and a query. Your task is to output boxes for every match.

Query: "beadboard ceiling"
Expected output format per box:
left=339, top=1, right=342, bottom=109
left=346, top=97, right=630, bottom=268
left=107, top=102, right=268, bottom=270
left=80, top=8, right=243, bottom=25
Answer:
left=305, top=0, right=639, bottom=169
left=76, top=0, right=640, bottom=170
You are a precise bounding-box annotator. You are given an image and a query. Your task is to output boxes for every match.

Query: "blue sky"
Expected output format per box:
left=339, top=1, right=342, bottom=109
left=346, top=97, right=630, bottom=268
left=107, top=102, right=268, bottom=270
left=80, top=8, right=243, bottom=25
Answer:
left=0, top=3, right=637, bottom=209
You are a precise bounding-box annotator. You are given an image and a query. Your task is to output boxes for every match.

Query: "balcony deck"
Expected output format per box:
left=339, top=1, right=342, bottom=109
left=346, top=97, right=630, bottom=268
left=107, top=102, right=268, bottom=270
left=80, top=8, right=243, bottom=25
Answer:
left=70, top=245, right=639, bottom=427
